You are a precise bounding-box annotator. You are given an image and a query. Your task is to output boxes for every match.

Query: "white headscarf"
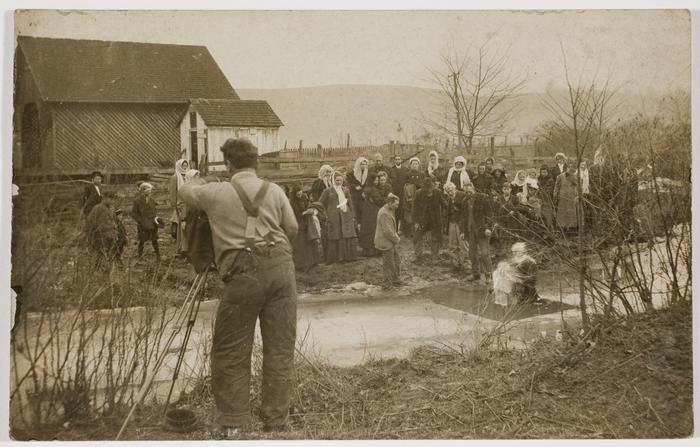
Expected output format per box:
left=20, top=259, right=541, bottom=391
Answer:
left=427, top=150, right=440, bottom=176
left=185, top=169, right=200, bottom=182
left=318, top=164, right=333, bottom=189
left=511, top=170, right=527, bottom=187
left=446, top=156, right=470, bottom=190
left=175, top=159, right=188, bottom=189
left=408, top=157, right=421, bottom=170
left=332, top=171, right=348, bottom=213
left=353, top=157, right=369, bottom=186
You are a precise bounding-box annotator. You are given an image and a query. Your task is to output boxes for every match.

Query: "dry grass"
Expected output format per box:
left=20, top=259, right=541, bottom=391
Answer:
left=38, top=302, right=692, bottom=441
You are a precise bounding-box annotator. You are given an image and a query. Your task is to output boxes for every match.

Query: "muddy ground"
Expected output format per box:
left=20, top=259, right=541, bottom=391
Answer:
left=18, top=302, right=692, bottom=441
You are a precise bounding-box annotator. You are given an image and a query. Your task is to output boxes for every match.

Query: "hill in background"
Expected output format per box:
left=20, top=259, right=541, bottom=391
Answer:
left=238, top=85, right=668, bottom=148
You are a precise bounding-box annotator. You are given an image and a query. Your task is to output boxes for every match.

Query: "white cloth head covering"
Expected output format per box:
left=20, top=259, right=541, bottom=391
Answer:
left=175, top=159, right=188, bottom=189
left=353, top=157, right=369, bottom=186
left=139, top=182, right=154, bottom=192
left=318, top=164, right=333, bottom=189
left=446, top=156, right=470, bottom=190
left=427, top=150, right=440, bottom=176
left=408, top=157, right=421, bottom=169
left=512, top=170, right=527, bottom=187
left=332, top=171, right=348, bottom=213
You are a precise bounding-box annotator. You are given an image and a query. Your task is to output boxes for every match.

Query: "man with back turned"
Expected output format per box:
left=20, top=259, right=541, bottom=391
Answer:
left=178, top=138, right=298, bottom=437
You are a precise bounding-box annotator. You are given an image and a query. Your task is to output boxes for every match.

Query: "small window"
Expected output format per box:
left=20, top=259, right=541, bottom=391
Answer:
left=189, top=112, right=197, bottom=128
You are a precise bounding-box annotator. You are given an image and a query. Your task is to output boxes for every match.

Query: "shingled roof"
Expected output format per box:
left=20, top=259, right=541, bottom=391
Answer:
left=17, top=36, right=239, bottom=103
left=190, top=98, right=284, bottom=127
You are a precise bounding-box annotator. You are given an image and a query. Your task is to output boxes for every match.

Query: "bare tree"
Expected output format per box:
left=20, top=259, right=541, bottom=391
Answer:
left=540, top=43, right=618, bottom=331
left=428, top=42, right=526, bottom=152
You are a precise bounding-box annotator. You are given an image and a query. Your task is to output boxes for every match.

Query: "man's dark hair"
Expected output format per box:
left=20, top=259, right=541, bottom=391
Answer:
left=220, top=138, right=258, bottom=169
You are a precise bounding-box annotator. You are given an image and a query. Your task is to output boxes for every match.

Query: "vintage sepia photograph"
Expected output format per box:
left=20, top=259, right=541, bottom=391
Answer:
left=8, top=8, right=693, bottom=441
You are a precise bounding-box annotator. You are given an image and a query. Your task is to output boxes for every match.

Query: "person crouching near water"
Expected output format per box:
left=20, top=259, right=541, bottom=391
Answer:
left=493, top=242, right=541, bottom=307
left=132, top=182, right=161, bottom=262
left=375, top=193, right=402, bottom=289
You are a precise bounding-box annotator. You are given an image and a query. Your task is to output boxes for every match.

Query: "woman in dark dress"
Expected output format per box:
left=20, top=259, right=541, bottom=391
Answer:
left=358, top=173, right=384, bottom=257
left=319, top=171, right=358, bottom=264
left=347, top=157, right=369, bottom=222
left=290, top=185, right=321, bottom=271
left=311, top=164, right=333, bottom=202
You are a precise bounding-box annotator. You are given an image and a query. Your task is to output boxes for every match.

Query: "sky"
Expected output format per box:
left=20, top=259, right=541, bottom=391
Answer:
left=13, top=9, right=691, bottom=94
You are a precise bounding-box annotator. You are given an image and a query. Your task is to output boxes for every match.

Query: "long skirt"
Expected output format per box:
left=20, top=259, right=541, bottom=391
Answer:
left=358, top=203, right=380, bottom=256
left=325, top=237, right=358, bottom=264
left=293, top=235, right=321, bottom=271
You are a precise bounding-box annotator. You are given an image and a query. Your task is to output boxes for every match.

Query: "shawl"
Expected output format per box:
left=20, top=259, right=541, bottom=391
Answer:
left=175, top=159, right=188, bottom=189
left=353, top=157, right=369, bottom=186
left=427, top=150, right=440, bottom=176
left=445, top=156, right=470, bottom=190
left=332, top=171, right=348, bottom=213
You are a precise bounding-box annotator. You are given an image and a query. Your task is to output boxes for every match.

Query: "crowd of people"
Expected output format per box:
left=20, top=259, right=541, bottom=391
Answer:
left=81, top=148, right=638, bottom=300
left=284, top=150, right=613, bottom=292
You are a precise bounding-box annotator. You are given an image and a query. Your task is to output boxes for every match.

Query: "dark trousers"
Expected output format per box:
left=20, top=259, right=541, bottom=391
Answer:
left=468, top=232, right=492, bottom=275
left=380, top=245, right=401, bottom=285
left=211, top=246, right=297, bottom=429
left=137, top=239, right=160, bottom=259
left=413, top=225, right=440, bottom=260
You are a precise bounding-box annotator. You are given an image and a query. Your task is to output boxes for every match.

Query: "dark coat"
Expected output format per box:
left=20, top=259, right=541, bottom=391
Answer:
left=413, top=187, right=443, bottom=231
left=347, top=171, right=368, bottom=220
left=319, top=186, right=357, bottom=240
left=359, top=185, right=384, bottom=250
left=82, top=184, right=103, bottom=215
left=465, top=192, right=496, bottom=236
left=310, top=178, right=331, bottom=202
left=86, top=202, right=117, bottom=245
left=551, top=162, right=569, bottom=179
left=444, top=190, right=468, bottom=224
left=425, top=166, right=447, bottom=185
left=472, top=174, right=496, bottom=194
left=388, top=165, right=410, bottom=197
left=132, top=194, right=158, bottom=241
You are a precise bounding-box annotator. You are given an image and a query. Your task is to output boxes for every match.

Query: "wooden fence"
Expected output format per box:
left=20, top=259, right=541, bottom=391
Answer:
left=258, top=142, right=551, bottom=187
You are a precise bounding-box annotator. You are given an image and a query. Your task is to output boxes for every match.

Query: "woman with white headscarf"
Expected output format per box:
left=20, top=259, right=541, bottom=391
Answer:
left=347, top=157, right=369, bottom=222
left=169, top=158, right=190, bottom=256
left=311, top=164, right=334, bottom=202
left=426, top=150, right=445, bottom=185
left=445, top=156, right=471, bottom=191
left=319, top=171, right=358, bottom=264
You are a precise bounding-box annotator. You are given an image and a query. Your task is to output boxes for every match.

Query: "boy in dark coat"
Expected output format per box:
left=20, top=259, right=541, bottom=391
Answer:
left=85, top=192, right=118, bottom=268
left=463, top=184, right=496, bottom=283
left=82, top=171, right=104, bottom=216
left=132, top=182, right=161, bottom=261
left=412, top=176, right=443, bottom=262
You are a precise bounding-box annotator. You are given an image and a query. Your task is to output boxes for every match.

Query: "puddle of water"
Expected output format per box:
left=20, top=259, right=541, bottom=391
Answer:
left=421, top=283, right=578, bottom=321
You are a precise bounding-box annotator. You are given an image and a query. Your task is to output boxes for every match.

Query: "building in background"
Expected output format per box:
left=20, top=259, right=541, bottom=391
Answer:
left=180, top=98, right=283, bottom=171
left=13, top=36, right=280, bottom=178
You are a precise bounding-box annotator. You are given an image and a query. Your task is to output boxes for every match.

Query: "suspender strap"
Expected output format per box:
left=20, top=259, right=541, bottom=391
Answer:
left=230, top=179, right=271, bottom=250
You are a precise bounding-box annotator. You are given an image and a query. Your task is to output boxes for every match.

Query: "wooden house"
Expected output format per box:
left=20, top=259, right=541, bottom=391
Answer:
left=180, top=98, right=283, bottom=171
left=13, top=36, right=243, bottom=177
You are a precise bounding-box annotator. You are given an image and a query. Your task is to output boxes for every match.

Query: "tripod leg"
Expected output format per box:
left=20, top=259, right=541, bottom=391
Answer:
left=162, top=267, right=210, bottom=415
left=116, top=272, right=203, bottom=440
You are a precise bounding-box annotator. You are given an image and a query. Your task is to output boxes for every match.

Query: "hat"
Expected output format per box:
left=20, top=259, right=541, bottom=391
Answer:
left=139, top=182, right=154, bottom=192
left=91, top=171, right=103, bottom=179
